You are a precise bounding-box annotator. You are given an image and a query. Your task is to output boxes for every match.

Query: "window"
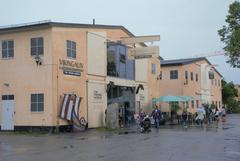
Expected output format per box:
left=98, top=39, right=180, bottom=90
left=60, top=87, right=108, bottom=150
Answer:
left=152, top=63, right=156, bottom=74
left=219, top=101, right=221, bottom=108
left=218, top=80, right=221, bottom=86
left=196, top=74, right=198, bottom=82
left=67, top=40, right=76, bottom=59
left=2, top=95, right=14, bottom=100
left=31, top=93, right=44, bottom=112
left=170, top=70, right=178, bottom=79
left=31, top=37, right=44, bottom=56
left=185, top=71, right=188, bottom=80
left=159, top=71, right=162, bottom=80
left=215, top=79, right=217, bottom=86
left=107, top=43, right=135, bottom=80
left=209, top=70, right=214, bottom=79
left=191, top=100, right=194, bottom=108
left=196, top=100, right=199, bottom=108
left=186, top=101, right=189, bottom=108
left=190, top=72, right=193, bottom=81
left=2, top=40, right=14, bottom=58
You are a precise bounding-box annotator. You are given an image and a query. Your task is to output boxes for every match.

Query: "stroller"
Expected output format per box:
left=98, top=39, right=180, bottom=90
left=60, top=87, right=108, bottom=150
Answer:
left=136, top=115, right=151, bottom=133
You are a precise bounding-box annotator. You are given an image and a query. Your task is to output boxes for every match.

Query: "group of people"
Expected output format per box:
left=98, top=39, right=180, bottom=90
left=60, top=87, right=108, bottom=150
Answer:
left=180, top=106, right=226, bottom=127
left=137, top=105, right=163, bottom=129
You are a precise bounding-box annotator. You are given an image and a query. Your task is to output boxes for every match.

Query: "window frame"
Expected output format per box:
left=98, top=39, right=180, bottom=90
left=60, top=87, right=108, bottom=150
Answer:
left=196, top=73, right=198, bottom=82
left=170, top=70, right=178, bottom=79
left=190, top=72, right=194, bottom=81
left=2, top=40, right=14, bottom=59
left=31, top=37, right=44, bottom=56
left=196, top=100, right=199, bottom=108
left=191, top=100, right=194, bottom=108
left=67, top=40, right=76, bottom=59
left=151, top=63, right=156, bottom=75
left=185, top=71, right=188, bottom=80
left=159, top=71, right=162, bottom=80
left=31, top=93, right=44, bottom=112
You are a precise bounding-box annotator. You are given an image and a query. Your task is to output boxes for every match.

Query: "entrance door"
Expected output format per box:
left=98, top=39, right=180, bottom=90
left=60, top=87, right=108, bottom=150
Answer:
left=1, top=95, right=14, bottom=131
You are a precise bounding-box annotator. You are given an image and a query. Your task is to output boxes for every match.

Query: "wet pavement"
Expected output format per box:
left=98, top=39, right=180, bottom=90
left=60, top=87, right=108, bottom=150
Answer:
left=0, top=114, right=240, bottom=161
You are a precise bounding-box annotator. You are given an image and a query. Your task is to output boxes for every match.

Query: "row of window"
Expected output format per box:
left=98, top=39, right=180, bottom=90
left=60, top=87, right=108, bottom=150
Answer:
left=2, top=93, right=44, bottom=112
left=183, top=100, right=199, bottom=109
left=212, top=101, right=222, bottom=108
left=159, top=70, right=199, bottom=81
left=185, top=71, right=198, bottom=82
left=1, top=38, right=77, bottom=59
left=211, top=79, right=221, bottom=87
left=182, top=100, right=222, bottom=109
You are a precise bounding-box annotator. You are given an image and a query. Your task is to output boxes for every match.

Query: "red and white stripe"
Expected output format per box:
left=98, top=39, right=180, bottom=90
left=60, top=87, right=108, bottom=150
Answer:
left=60, top=94, right=69, bottom=119
left=60, top=94, right=81, bottom=121
left=74, top=96, right=81, bottom=118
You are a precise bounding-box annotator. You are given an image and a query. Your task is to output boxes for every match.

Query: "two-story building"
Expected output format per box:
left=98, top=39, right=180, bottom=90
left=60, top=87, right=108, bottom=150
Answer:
left=159, top=57, right=222, bottom=113
left=0, top=21, right=161, bottom=131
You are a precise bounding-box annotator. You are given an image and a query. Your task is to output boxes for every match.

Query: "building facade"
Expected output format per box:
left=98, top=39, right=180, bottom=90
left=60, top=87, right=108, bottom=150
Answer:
left=0, top=21, right=161, bottom=130
left=159, top=57, right=222, bottom=113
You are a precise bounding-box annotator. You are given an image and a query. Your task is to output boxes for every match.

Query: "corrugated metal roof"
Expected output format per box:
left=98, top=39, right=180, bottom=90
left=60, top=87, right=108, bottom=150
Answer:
left=0, top=20, right=134, bottom=36
left=160, top=57, right=223, bottom=77
left=0, top=20, right=147, bottom=47
left=161, top=57, right=205, bottom=66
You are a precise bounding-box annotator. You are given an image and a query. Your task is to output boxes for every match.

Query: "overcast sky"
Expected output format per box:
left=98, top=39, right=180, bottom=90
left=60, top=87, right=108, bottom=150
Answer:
left=0, top=0, right=239, bottom=84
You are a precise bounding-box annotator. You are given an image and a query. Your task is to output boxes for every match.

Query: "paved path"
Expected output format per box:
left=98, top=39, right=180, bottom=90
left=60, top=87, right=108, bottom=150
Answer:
left=0, top=114, right=239, bottom=161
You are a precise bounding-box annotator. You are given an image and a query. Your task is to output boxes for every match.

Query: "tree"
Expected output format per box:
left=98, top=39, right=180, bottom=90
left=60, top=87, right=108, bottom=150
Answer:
left=218, top=1, right=240, bottom=67
left=221, top=79, right=238, bottom=108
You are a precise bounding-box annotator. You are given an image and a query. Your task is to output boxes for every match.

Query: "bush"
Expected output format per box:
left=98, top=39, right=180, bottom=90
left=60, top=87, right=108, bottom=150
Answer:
left=226, top=99, right=240, bottom=113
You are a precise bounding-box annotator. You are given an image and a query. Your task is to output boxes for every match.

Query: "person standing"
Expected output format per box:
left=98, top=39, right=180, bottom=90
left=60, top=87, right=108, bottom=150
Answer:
left=151, top=105, right=162, bottom=129
left=221, top=106, right=226, bottom=122
left=182, top=109, right=188, bottom=126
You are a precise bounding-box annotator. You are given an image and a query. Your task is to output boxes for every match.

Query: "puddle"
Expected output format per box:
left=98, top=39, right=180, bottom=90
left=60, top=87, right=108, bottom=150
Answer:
left=98, top=155, right=105, bottom=158
left=63, top=145, right=74, bottom=149
left=118, top=131, right=136, bottom=135
left=222, top=127, right=234, bottom=130
left=77, top=137, right=88, bottom=141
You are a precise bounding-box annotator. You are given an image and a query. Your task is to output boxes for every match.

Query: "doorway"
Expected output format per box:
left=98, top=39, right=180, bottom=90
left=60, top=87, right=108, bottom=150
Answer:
left=1, top=95, right=14, bottom=131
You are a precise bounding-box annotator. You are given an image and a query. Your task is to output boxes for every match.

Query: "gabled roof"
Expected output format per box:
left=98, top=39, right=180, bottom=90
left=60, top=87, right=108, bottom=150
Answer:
left=0, top=20, right=147, bottom=47
left=0, top=20, right=134, bottom=36
left=161, top=57, right=223, bottom=77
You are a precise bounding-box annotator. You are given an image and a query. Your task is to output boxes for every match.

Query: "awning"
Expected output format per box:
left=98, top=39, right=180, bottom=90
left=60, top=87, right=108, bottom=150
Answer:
left=152, top=95, right=196, bottom=103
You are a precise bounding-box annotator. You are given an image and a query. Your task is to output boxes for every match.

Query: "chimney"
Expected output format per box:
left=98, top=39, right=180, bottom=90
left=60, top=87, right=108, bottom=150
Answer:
left=93, top=18, right=95, bottom=25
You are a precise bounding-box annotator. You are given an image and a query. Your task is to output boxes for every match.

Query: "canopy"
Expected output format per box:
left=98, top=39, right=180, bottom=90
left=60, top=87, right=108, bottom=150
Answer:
left=178, top=96, right=195, bottom=101
left=152, top=95, right=195, bottom=103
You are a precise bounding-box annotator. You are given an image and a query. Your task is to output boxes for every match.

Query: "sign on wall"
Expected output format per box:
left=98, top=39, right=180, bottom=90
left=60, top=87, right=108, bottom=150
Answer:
left=59, top=59, right=84, bottom=76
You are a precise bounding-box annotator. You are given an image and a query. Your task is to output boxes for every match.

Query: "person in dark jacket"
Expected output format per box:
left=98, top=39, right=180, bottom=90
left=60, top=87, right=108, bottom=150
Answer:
left=182, top=109, right=188, bottom=126
left=151, top=105, right=162, bottom=129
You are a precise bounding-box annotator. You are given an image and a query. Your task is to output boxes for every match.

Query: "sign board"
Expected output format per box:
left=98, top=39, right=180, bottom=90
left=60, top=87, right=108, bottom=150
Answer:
left=121, top=35, right=160, bottom=44
left=128, top=46, right=159, bottom=59
left=59, top=59, right=84, bottom=76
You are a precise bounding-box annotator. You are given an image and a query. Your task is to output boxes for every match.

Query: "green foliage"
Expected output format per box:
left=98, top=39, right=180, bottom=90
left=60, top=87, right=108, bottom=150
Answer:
left=170, top=104, right=181, bottom=112
left=227, top=98, right=240, bottom=113
left=222, top=79, right=238, bottom=105
left=221, top=79, right=240, bottom=112
left=218, top=1, right=240, bottom=67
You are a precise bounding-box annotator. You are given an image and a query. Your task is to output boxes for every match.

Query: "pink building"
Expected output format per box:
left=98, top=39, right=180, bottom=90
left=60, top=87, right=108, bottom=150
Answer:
left=159, top=57, right=222, bottom=113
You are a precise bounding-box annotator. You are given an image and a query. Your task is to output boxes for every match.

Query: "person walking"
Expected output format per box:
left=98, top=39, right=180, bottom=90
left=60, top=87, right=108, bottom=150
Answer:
left=221, top=106, right=226, bottom=122
left=182, top=109, right=188, bottom=127
left=151, top=105, right=162, bottom=129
